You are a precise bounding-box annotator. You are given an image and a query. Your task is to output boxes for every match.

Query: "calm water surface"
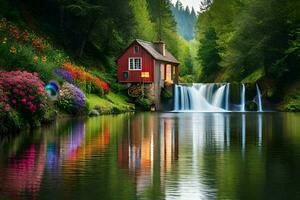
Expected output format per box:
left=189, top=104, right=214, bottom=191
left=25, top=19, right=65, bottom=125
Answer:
left=0, top=112, right=300, bottom=200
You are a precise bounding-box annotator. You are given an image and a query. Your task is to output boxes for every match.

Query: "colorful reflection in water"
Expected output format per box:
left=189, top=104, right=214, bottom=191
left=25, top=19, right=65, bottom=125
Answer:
left=0, top=113, right=300, bottom=199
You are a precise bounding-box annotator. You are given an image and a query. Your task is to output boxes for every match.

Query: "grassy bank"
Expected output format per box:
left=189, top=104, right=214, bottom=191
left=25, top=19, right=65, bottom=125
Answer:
left=87, top=93, right=135, bottom=115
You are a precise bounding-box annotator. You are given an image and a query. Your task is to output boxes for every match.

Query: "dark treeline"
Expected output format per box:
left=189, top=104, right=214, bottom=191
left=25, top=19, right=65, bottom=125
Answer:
left=171, top=0, right=197, bottom=41
left=0, top=0, right=193, bottom=77
left=196, top=0, right=300, bottom=84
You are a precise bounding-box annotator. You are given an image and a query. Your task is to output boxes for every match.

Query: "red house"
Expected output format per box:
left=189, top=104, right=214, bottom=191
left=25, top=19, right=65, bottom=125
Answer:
left=117, top=39, right=179, bottom=109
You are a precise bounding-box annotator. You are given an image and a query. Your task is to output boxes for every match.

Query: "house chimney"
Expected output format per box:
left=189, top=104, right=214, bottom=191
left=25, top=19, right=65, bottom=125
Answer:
left=154, top=41, right=166, bottom=56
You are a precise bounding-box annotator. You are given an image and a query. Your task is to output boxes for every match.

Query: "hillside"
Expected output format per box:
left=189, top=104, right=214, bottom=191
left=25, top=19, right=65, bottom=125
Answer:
left=0, top=0, right=198, bottom=133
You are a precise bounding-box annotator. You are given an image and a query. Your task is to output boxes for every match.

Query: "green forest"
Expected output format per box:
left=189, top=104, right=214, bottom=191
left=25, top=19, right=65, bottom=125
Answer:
left=195, top=0, right=300, bottom=111
left=0, top=0, right=299, bottom=133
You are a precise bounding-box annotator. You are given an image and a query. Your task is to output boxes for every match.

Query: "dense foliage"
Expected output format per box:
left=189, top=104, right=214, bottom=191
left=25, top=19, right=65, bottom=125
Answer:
left=195, top=0, right=300, bottom=109
left=0, top=18, right=67, bottom=82
left=196, top=0, right=300, bottom=82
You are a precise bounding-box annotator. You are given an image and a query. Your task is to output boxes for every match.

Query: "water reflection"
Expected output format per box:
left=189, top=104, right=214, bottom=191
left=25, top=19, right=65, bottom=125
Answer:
left=2, top=144, right=46, bottom=199
left=0, top=113, right=300, bottom=199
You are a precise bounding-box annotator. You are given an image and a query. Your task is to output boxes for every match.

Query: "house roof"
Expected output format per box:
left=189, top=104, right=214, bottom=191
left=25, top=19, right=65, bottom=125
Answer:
left=135, top=39, right=180, bottom=64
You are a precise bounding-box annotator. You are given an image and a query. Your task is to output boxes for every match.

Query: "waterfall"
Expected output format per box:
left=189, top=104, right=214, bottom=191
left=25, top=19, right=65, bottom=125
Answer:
left=225, top=84, right=230, bottom=110
left=212, top=85, right=227, bottom=108
left=173, top=83, right=264, bottom=112
left=174, top=85, right=179, bottom=110
left=240, top=84, right=246, bottom=112
left=256, top=84, right=263, bottom=112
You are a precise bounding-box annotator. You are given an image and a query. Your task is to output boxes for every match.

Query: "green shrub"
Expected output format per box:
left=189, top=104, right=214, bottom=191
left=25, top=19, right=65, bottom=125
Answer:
left=161, top=88, right=173, bottom=100
left=0, top=110, right=23, bottom=134
left=284, top=90, right=300, bottom=112
left=41, top=102, right=58, bottom=123
left=91, top=83, right=104, bottom=97
left=82, top=100, right=90, bottom=115
left=136, top=97, right=153, bottom=111
left=0, top=42, right=57, bottom=81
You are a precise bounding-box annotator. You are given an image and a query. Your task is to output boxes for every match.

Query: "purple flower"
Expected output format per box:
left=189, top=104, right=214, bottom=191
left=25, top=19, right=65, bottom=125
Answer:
left=58, top=83, right=86, bottom=114
left=54, top=68, right=74, bottom=83
left=72, top=84, right=86, bottom=110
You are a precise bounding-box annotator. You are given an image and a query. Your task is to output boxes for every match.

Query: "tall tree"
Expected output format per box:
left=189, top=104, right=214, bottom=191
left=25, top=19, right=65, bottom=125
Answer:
left=147, top=0, right=176, bottom=41
left=66, top=0, right=102, bottom=57
left=198, top=27, right=221, bottom=82
left=129, top=0, right=155, bottom=41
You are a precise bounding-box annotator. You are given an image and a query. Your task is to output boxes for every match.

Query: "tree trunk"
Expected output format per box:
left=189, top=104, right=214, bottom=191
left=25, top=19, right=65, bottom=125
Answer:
left=78, top=18, right=97, bottom=58
left=78, top=35, right=86, bottom=58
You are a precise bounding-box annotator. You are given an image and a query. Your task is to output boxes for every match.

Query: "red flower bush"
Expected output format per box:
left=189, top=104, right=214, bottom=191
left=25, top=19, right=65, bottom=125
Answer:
left=0, top=71, right=46, bottom=115
left=9, top=25, right=19, bottom=41
left=62, top=63, right=110, bottom=93
left=21, top=31, right=29, bottom=43
left=31, top=38, right=46, bottom=52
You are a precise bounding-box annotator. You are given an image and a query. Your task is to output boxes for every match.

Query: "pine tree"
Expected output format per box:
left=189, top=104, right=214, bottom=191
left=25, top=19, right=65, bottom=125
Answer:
left=147, top=0, right=176, bottom=41
left=129, top=0, right=155, bottom=41
left=198, top=27, right=220, bottom=81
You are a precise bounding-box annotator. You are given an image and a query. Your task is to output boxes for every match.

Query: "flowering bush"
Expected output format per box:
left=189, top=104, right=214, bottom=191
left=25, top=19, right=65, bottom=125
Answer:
left=9, top=25, right=19, bottom=41
left=54, top=68, right=74, bottom=83
left=0, top=18, right=48, bottom=53
left=62, top=63, right=110, bottom=93
left=0, top=71, right=46, bottom=115
left=31, top=38, right=47, bottom=52
left=57, top=83, right=86, bottom=114
left=21, top=31, right=29, bottom=43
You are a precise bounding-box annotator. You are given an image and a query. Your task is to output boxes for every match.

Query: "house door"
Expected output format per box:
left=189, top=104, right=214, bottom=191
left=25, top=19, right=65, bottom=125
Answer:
left=160, top=64, right=165, bottom=80
left=166, top=64, right=172, bottom=82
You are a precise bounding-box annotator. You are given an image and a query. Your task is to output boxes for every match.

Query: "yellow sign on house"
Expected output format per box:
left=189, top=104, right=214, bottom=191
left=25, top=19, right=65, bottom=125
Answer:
left=141, top=72, right=150, bottom=78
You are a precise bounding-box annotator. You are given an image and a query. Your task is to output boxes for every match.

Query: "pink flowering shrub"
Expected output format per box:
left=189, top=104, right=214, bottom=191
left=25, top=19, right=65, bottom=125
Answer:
left=0, top=71, right=46, bottom=117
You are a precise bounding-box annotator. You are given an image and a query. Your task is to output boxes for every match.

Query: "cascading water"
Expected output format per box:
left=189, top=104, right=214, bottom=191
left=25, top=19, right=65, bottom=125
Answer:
left=225, top=84, right=230, bottom=110
left=174, top=83, right=229, bottom=112
left=173, top=83, right=263, bottom=112
left=256, top=84, right=263, bottom=112
left=240, top=84, right=246, bottom=112
left=212, top=85, right=227, bottom=108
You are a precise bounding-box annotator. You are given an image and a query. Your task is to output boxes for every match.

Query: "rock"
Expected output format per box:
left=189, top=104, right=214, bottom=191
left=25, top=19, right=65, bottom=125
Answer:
left=89, top=109, right=100, bottom=117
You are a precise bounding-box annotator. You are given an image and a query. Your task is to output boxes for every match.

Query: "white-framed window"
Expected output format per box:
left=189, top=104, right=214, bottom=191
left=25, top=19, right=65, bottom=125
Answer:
left=129, top=57, right=142, bottom=70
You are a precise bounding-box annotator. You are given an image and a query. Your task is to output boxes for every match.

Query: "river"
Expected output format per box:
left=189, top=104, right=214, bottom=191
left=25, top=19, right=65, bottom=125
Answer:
left=0, top=112, right=300, bottom=199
